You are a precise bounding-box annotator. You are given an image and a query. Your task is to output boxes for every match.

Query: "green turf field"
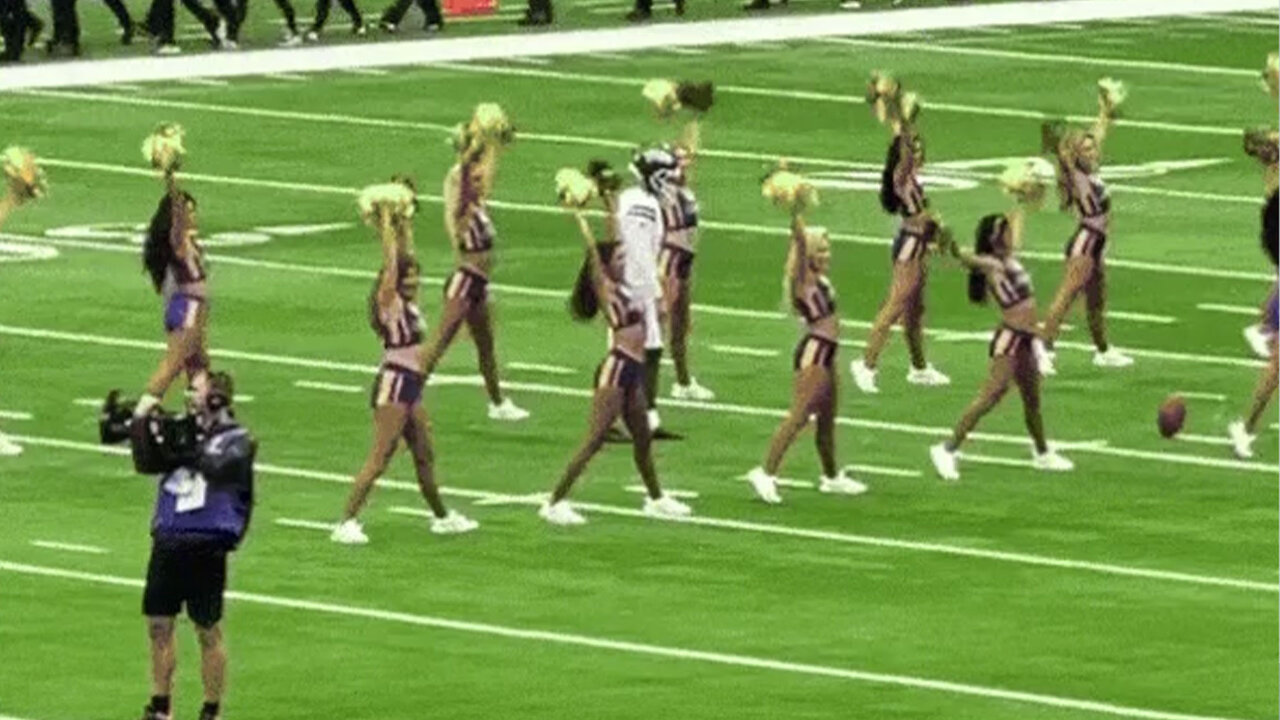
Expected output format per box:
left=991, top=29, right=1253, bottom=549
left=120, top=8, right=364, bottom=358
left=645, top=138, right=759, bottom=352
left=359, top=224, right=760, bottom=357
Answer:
left=1, top=9, right=1278, bottom=720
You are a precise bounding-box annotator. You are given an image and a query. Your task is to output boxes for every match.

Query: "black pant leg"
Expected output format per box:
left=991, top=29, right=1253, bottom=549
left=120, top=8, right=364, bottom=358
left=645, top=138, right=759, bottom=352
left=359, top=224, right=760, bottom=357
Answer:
left=49, top=0, right=78, bottom=44
left=102, top=0, right=132, bottom=29
left=310, top=0, right=330, bottom=29
left=334, top=0, right=360, bottom=26
left=272, top=0, right=297, bottom=33
left=207, top=0, right=238, bottom=36
left=0, top=0, right=25, bottom=60
left=179, top=0, right=219, bottom=36
left=378, top=0, right=409, bottom=25
left=145, top=0, right=175, bottom=42
left=414, top=0, right=439, bottom=26
left=633, top=0, right=651, bottom=13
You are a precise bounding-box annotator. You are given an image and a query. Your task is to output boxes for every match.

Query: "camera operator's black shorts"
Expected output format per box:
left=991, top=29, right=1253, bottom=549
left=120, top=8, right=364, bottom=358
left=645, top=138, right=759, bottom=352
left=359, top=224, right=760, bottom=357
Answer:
left=143, top=538, right=228, bottom=628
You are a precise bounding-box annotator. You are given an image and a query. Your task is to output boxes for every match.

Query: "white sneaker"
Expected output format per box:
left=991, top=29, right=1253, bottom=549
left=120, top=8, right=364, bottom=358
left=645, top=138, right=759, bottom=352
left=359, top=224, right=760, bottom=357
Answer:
left=430, top=511, right=480, bottom=535
left=643, top=494, right=692, bottom=519
left=745, top=466, right=782, bottom=504
left=929, top=443, right=959, bottom=481
left=218, top=38, right=238, bottom=50
left=489, top=398, right=530, bottom=422
left=819, top=471, right=868, bottom=496
left=154, top=43, right=182, bottom=55
left=906, top=365, right=950, bottom=387
left=1092, top=348, right=1134, bottom=368
left=1228, top=419, right=1255, bottom=459
left=1034, top=340, right=1057, bottom=376
left=671, top=379, right=715, bottom=402
left=279, top=32, right=303, bottom=47
left=1244, top=324, right=1273, bottom=359
left=850, top=359, right=879, bottom=394
left=1031, top=448, right=1074, bottom=472
left=0, top=434, right=22, bottom=457
left=330, top=519, right=369, bottom=545
left=303, top=29, right=320, bottom=42
left=539, top=500, right=587, bottom=526
left=840, top=0, right=862, bottom=7
left=214, top=18, right=228, bottom=42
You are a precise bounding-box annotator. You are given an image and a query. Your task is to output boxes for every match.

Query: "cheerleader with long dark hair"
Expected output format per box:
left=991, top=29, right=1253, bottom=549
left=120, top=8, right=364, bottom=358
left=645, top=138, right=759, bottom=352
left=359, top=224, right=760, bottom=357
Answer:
left=538, top=164, right=692, bottom=525
left=851, top=74, right=950, bottom=394
left=1037, top=79, right=1134, bottom=373
left=133, top=126, right=214, bottom=420
left=332, top=180, right=478, bottom=544
left=420, top=104, right=530, bottom=422
left=0, top=146, right=46, bottom=457
left=746, top=170, right=867, bottom=503
left=930, top=161, right=1074, bottom=481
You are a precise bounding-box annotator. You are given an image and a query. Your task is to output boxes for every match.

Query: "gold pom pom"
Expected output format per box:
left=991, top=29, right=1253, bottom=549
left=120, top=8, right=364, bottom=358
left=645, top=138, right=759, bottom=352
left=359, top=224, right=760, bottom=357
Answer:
left=762, top=169, right=818, bottom=213
left=142, top=123, right=186, bottom=174
left=358, top=182, right=417, bottom=223
left=2, top=146, right=48, bottom=202
left=473, top=103, right=515, bottom=146
left=1098, top=77, right=1127, bottom=116
left=555, top=168, right=597, bottom=208
left=642, top=79, right=681, bottom=117
left=1263, top=52, right=1278, bottom=98
left=999, top=157, right=1054, bottom=208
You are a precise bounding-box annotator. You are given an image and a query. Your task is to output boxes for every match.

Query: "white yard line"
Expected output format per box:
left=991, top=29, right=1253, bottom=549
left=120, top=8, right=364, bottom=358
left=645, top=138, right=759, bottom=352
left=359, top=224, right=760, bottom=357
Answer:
left=0, top=0, right=1269, bottom=90
left=294, top=379, right=364, bottom=394
left=337, top=67, right=391, bottom=76
left=848, top=464, right=923, bottom=479
left=1180, top=12, right=1278, bottom=27
left=1197, top=303, right=1260, bottom=316
left=1176, top=433, right=1234, bottom=447
left=29, top=540, right=109, bottom=554
left=0, top=560, right=1260, bottom=720
left=819, top=37, right=1258, bottom=77
left=710, top=344, right=781, bottom=358
left=1105, top=311, right=1177, bottom=325
left=584, top=51, right=632, bottom=60
left=501, top=56, right=553, bottom=65
left=275, top=518, right=338, bottom=531
left=624, top=486, right=700, bottom=500
left=957, top=452, right=1036, bottom=470
left=12, top=436, right=1276, bottom=595
left=72, top=398, right=102, bottom=407
left=175, top=77, right=232, bottom=87
left=662, top=46, right=709, bottom=55
left=0, top=410, right=32, bottom=421
left=263, top=72, right=310, bottom=81
left=1174, top=391, right=1228, bottom=402
left=508, top=362, right=577, bottom=375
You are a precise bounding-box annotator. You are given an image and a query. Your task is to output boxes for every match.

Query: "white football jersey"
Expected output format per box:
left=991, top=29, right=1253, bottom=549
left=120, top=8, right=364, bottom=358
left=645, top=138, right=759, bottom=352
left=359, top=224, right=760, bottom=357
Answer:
left=615, top=187, right=665, bottom=301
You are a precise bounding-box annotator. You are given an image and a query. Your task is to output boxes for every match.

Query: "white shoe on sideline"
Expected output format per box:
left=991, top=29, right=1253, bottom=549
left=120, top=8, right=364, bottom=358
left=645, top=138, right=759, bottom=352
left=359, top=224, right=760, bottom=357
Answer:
left=331, top=519, right=369, bottom=545
left=850, top=359, right=879, bottom=394
left=906, top=364, right=950, bottom=387
left=1228, top=419, right=1255, bottom=459
left=540, top=500, right=587, bottom=525
left=819, top=471, right=867, bottom=496
left=154, top=43, right=182, bottom=55
left=671, top=378, right=715, bottom=401
left=643, top=494, right=692, bottom=519
left=745, top=466, right=782, bottom=504
left=1033, top=340, right=1057, bottom=377
left=930, top=443, right=959, bottom=481
left=1092, top=348, right=1134, bottom=368
left=489, top=398, right=530, bottom=421
left=279, top=32, right=303, bottom=47
left=0, top=434, right=22, bottom=457
left=430, top=511, right=479, bottom=535
left=303, top=29, right=320, bottom=42
left=1244, top=324, right=1272, bottom=359
left=1031, top=448, right=1074, bottom=472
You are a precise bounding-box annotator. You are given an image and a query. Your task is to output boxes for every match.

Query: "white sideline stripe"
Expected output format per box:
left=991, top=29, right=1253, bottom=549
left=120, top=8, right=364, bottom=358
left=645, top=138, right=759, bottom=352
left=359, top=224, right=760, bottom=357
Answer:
left=29, top=540, right=109, bottom=554
left=585, top=51, right=632, bottom=60
left=821, top=37, right=1258, bottom=77
left=427, top=62, right=1250, bottom=139
left=848, top=464, right=923, bottom=479
left=294, top=379, right=364, bottom=394
left=662, top=46, right=708, bottom=55
left=263, top=72, right=309, bottom=81
left=0, top=0, right=1269, bottom=90
left=13, top=436, right=1276, bottom=595
left=3, top=231, right=1269, bottom=370
left=1196, top=303, right=1259, bottom=316
left=100, top=83, right=145, bottom=92
left=275, top=518, right=338, bottom=531
left=1105, top=311, right=1177, bottom=325
left=3, top=232, right=1271, bottom=372
left=1182, top=12, right=1278, bottom=26
left=710, top=344, right=781, bottom=358
left=12, top=155, right=1272, bottom=283
left=338, top=67, right=391, bottom=76
left=175, top=77, right=232, bottom=87
left=508, top=362, right=577, bottom=375
left=1174, top=391, right=1228, bottom=402
left=0, top=562, right=1258, bottom=720
left=502, top=56, right=553, bottom=65
left=1176, top=433, right=1233, bottom=447
left=0, top=411, right=33, bottom=421
left=624, top=485, right=700, bottom=500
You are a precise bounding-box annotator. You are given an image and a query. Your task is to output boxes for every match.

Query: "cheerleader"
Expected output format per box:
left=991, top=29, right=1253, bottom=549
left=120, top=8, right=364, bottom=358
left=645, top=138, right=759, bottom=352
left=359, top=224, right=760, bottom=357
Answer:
left=1037, top=78, right=1134, bottom=373
left=643, top=79, right=717, bottom=402
left=538, top=165, right=692, bottom=525
left=1243, top=54, right=1279, bottom=359
left=420, top=103, right=529, bottom=422
left=0, top=146, right=46, bottom=457
left=1228, top=295, right=1278, bottom=459
left=332, top=180, right=478, bottom=544
left=133, top=126, right=213, bottom=420
left=850, top=74, right=950, bottom=394
left=746, top=170, right=867, bottom=504
left=930, top=161, right=1074, bottom=481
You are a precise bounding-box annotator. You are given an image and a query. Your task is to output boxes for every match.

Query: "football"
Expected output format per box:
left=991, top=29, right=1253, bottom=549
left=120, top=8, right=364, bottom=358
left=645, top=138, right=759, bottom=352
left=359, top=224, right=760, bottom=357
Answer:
left=1157, top=395, right=1187, bottom=438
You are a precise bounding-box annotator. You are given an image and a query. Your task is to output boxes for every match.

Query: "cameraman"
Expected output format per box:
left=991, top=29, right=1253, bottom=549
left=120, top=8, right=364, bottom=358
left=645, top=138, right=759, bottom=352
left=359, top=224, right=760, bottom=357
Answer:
left=113, top=372, right=255, bottom=720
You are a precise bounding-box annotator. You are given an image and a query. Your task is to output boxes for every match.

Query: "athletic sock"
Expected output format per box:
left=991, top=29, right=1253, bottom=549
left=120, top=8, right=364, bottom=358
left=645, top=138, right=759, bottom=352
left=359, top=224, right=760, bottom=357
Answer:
left=150, top=696, right=171, bottom=714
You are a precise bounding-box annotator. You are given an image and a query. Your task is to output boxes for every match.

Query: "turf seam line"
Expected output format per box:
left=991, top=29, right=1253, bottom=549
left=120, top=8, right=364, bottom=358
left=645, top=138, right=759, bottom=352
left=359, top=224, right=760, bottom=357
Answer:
left=0, top=560, right=1257, bottom=720
left=0, top=0, right=1268, bottom=89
